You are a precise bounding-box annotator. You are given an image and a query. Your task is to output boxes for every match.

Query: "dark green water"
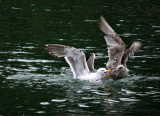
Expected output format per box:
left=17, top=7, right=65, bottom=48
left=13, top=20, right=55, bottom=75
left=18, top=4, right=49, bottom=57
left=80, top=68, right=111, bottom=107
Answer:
left=0, top=0, right=160, bottom=115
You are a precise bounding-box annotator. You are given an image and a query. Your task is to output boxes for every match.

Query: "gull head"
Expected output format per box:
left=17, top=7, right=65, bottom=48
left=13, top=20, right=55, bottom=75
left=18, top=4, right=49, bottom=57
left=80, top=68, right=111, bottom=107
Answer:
left=114, top=65, right=128, bottom=79
left=97, top=68, right=112, bottom=78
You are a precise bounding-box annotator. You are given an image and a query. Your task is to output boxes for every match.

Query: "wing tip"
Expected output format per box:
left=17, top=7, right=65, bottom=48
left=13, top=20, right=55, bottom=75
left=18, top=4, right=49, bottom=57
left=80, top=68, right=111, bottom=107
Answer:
left=86, top=53, right=95, bottom=61
left=99, top=15, right=105, bottom=27
left=99, top=15, right=115, bottom=36
left=44, top=44, right=66, bottom=57
left=100, top=15, right=104, bottom=21
left=134, top=41, right=142, bottom=46
left=133, top=41, right=142, bottom=51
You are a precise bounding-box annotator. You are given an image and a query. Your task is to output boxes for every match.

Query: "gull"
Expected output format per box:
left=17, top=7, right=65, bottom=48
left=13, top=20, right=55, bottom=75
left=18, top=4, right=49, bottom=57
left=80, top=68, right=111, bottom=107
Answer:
left=99, top=16, right=142, bottom=80
left=44, top=44, right=111, bottom=81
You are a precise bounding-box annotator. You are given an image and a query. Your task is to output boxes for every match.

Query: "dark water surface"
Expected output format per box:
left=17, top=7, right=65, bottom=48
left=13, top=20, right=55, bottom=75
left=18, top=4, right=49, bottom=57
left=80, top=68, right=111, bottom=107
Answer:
left=0, top=0, right=160, bottom=115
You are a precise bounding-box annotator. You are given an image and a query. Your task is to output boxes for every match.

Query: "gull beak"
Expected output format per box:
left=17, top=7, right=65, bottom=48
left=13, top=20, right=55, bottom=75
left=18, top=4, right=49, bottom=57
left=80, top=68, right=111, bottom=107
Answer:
left=104, top=71, right=111, bottom=78
left=106, top=70, right=112, bottom=72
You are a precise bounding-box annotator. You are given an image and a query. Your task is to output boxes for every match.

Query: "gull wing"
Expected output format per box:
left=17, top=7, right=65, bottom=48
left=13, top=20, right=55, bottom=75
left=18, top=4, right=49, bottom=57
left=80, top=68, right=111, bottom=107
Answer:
left=86, top=53, right=96, bottom=73
left=121, top=42, right=142, bottom=68
left=99, top=16, right=126, bottom=69
left=45, top=44, right=89, bottom=78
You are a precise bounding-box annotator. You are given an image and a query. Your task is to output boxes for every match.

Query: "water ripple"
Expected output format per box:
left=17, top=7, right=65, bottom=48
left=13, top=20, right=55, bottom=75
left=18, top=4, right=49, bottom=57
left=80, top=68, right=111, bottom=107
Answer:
left=51, top=99, right=67, bottom=103
left=119, top=98, right=140, bottom=102
left=78, top=103, right=89, bottom=108
left=93, top=91, right=111, bottom=96
left=121, top=89, right=137, bottom=95
left=40, top=102, right=50, bottom=106
left=7, top=59, right=56, bottom=63
left=104, top=99, right=120, bottom=103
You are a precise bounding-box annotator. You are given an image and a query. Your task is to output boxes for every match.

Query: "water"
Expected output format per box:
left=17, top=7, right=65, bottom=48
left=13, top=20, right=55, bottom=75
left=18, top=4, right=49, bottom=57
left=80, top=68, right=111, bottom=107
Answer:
left=0, top=0, right=160, bottom=115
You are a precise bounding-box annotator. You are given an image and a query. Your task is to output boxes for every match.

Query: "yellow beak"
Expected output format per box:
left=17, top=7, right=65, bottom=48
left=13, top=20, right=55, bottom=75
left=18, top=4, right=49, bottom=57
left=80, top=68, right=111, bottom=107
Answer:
left=104, top=70, right=112, bottom=78
left=106, top=70, right=112, bottom=72
left=105, top=73, right=110, bottom=78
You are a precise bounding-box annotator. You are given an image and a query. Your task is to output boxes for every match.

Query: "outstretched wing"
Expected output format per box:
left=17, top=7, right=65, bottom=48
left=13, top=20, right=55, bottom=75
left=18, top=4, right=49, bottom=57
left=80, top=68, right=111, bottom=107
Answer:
left=121, top=42, right=142, bottom=68
left=45, top=44, right=89, bottom=78
left=86, top=53, right=96, bottom=73
left=99, top=16, right=126, bottom=69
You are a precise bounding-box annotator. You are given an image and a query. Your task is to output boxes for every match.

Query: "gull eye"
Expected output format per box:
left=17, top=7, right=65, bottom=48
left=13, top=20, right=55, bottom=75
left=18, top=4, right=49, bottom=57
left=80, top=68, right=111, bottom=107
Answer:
left=119, top=67, right=122, bottom=70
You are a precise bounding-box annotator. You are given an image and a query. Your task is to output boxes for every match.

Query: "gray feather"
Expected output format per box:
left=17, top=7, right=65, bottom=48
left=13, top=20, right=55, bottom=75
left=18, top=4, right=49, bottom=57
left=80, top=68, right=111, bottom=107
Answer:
left=121, top=41, right=142, bottom=67
left=99, top=16, right=115, bottom=36
left=87, top=53, right=96, bottom=72
left=99, top=16, right=126, bottom=69
left=44, top=44, right=67, bottom=57
left=45, top=44, right=89, bottom=78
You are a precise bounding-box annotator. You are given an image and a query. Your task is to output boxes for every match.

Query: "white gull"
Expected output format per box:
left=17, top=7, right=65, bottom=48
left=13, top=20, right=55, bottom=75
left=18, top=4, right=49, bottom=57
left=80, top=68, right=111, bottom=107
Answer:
left=45, top=44, right=111, bottom=81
